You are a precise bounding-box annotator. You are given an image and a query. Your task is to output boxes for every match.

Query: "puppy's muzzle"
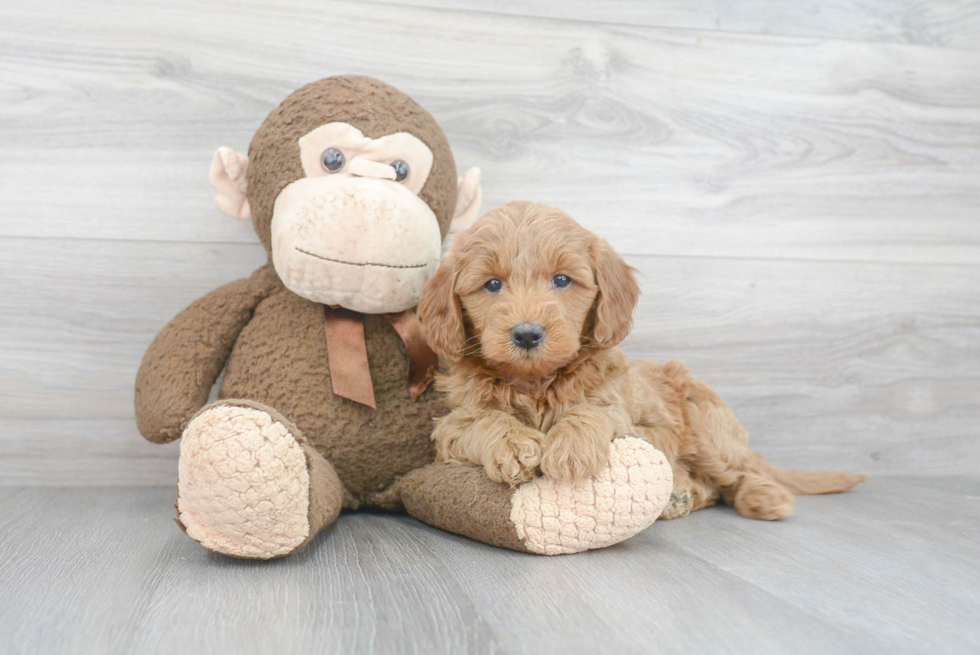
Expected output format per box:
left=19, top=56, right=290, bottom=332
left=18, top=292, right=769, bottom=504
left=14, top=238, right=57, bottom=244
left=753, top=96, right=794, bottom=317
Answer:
left=511, top=322, right=545, bottom=350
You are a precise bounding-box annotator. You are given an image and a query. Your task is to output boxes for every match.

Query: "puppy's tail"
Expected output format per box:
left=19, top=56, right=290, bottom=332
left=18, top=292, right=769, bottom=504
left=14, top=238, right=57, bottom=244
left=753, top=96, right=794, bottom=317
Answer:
left=765, top=464, right=866, bottom=495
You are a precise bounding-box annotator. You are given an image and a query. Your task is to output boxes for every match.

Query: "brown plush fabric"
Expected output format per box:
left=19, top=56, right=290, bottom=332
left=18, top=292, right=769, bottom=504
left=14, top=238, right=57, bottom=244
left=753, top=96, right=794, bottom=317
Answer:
left=216, top=290, right=444, bottom=504
left=303, top=442, right=345, bottom=539
left=397, top=463, right=529, bottom=552
left=246, top=75, right=458, bottom=251
left=136, top=76, right=531, bottom=557
left=135, top=264, right=281, bottom=443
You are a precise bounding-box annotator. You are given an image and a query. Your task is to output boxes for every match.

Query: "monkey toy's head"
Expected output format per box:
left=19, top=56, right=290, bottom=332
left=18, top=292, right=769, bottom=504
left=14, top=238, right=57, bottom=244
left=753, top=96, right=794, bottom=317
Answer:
left=209, top=75, right=482, bottom=314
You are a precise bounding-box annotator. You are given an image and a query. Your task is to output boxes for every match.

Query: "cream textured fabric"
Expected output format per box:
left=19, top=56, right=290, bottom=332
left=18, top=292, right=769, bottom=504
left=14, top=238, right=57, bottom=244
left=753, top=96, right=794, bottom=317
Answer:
left=510, top=437, right=673, bottom=555
left=296, top=122, right=434, bottom=195
left=270, top=175, right=443, bottom=313
left=209, top=146, right=252, bottom=220
left=177, top=406, right=311, bottom=559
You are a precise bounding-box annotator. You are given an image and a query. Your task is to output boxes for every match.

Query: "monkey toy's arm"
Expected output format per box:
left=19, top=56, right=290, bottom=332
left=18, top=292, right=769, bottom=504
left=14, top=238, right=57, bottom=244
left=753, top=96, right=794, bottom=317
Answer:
left=135, top=264, right=280, bottom=444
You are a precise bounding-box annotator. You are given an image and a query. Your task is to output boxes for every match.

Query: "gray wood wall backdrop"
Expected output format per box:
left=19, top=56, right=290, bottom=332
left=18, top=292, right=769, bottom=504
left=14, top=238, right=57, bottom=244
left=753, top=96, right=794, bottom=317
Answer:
left=1, top=0, right=978, bottom=485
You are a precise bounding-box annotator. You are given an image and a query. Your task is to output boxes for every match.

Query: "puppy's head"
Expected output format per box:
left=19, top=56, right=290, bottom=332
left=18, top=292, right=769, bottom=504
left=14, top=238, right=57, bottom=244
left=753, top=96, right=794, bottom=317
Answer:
left=418, top=201, right=640, bottom=378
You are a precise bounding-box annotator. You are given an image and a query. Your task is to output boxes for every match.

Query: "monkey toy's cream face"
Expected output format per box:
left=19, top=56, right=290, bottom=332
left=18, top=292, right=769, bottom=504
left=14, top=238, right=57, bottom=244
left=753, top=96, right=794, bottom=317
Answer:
left=209, top=113, right=482, bottom=314
left=270, top=122, right=441, bottom=313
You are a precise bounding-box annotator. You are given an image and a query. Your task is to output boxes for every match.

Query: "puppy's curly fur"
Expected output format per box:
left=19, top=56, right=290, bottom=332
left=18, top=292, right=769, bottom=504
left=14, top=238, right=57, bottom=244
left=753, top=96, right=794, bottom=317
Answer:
left=418, top=201, right=864, bottom=520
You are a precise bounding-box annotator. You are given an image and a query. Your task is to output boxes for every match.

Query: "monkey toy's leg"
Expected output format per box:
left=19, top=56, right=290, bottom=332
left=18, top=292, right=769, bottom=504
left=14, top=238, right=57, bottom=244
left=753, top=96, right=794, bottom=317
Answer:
left=397, top=437, right=673, bottom=555
left=175, top=400, right=344, bottom=559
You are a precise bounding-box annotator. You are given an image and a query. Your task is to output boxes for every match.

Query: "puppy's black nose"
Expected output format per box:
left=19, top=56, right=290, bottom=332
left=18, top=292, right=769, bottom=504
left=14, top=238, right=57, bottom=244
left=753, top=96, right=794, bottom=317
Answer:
left=511, top=323, right=545, bottom=350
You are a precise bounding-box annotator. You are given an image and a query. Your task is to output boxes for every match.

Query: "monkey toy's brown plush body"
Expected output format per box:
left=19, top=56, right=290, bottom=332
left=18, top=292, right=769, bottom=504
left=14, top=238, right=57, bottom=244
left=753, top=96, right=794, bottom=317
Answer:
left=135, top=76, right=673, bottom=559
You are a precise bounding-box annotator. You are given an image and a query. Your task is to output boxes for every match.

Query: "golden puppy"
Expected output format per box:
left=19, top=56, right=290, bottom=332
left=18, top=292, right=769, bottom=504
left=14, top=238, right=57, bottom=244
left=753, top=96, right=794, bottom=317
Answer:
left=418, top=201, right=864, bottom=520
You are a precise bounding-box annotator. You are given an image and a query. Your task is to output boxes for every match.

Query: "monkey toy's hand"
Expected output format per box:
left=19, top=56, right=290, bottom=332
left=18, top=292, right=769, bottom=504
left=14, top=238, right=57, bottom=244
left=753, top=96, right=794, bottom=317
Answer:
left=134, top=265, right=279, bottom=444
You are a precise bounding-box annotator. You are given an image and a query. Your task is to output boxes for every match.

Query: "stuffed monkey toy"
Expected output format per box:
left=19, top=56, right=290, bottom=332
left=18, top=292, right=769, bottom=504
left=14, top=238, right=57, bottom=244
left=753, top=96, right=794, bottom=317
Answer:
left=135, top=76, right=673, bottom=558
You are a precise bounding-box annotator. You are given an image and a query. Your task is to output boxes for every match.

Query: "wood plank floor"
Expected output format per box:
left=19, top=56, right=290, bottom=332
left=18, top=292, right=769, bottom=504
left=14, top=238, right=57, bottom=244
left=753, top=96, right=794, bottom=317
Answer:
left=1, top=479, right=977, bottom=654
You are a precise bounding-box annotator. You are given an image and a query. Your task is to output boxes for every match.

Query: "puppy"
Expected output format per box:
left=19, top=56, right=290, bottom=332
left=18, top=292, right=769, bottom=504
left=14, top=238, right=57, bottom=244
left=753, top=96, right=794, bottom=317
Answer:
left=418, top=201, right=864, bottom=520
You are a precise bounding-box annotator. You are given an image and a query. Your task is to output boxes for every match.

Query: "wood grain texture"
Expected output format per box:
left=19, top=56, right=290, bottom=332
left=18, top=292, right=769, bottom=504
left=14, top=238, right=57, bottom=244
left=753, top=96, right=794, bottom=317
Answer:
left=649, top=476, right=980, bottom=653
left=0, top=1, right=977, bottom=485
left=1, top=0, right=979, bottom=264
left=0, top=480, right=976, bottom=654
left=1, top=236, right=977, bottom=483
left=394, top=0, right=980, bottom=51
left=2, top=2, right=977, bottom=651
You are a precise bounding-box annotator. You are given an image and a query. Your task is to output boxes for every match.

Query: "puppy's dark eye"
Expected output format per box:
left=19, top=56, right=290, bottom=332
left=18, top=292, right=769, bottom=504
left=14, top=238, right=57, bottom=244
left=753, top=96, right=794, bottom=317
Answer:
left=484, top=279, right=502, bottom=293
left=321, top=148, right=345, bottom=172
left=552, top=274, right=572, bottom=289
left=391, top=160, right=409, bottom=182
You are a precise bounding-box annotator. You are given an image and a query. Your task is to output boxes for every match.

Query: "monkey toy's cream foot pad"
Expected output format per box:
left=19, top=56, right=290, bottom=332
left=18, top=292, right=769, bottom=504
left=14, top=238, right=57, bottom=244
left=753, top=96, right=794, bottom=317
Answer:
left=510, top=437, right=673, bottom=555
left=177, top=404, right=312, bottom=559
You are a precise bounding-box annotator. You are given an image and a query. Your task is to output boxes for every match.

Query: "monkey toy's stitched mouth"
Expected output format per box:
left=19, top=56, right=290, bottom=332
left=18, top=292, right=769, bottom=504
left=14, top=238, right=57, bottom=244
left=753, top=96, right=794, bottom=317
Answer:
left=295, top=247, right=427, bottom=270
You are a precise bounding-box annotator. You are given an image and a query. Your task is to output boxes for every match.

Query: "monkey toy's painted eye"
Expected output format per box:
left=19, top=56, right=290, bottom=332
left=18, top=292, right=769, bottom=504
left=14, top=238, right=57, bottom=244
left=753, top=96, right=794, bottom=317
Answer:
left=390, top=160, right=410, bottom=182
left=552, top=274, right=572, bottom=289
left=484, top=279, right=502, bottom=293
left=321, top=148, right=345, bottom=172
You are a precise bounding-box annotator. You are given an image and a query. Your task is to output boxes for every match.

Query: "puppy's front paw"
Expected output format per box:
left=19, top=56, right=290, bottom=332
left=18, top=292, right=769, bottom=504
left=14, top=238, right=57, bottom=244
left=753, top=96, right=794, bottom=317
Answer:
left=540, top=422, right=610, bottom=482
left=484, top=427, right=543, bottom=486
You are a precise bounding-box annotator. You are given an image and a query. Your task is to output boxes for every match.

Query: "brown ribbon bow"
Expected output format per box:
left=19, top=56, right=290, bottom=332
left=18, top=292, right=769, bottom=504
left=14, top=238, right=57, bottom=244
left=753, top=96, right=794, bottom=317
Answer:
left=322, top=306, right=438, bottom=409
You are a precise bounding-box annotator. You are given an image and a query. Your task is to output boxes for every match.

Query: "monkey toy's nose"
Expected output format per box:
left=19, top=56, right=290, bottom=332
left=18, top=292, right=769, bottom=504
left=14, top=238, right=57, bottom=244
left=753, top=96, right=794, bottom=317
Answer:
left=511, top=323, right=545, bottom=350
left=347, top=158, right=397, bottom=180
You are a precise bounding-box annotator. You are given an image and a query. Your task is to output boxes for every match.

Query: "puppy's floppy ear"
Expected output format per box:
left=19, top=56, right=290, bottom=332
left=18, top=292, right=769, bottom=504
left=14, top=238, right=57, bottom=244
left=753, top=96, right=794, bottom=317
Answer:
left=590, top=238, right=641, bottom=349
left=418, top=252, right=466, bottom=359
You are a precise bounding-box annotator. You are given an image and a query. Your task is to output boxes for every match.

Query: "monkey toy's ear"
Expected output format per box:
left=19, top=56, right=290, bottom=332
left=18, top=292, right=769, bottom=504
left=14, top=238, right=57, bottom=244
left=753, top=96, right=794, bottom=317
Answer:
left=449, top=167, right=482, bottom=235
left=209, top=147, right=252, bottom=220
